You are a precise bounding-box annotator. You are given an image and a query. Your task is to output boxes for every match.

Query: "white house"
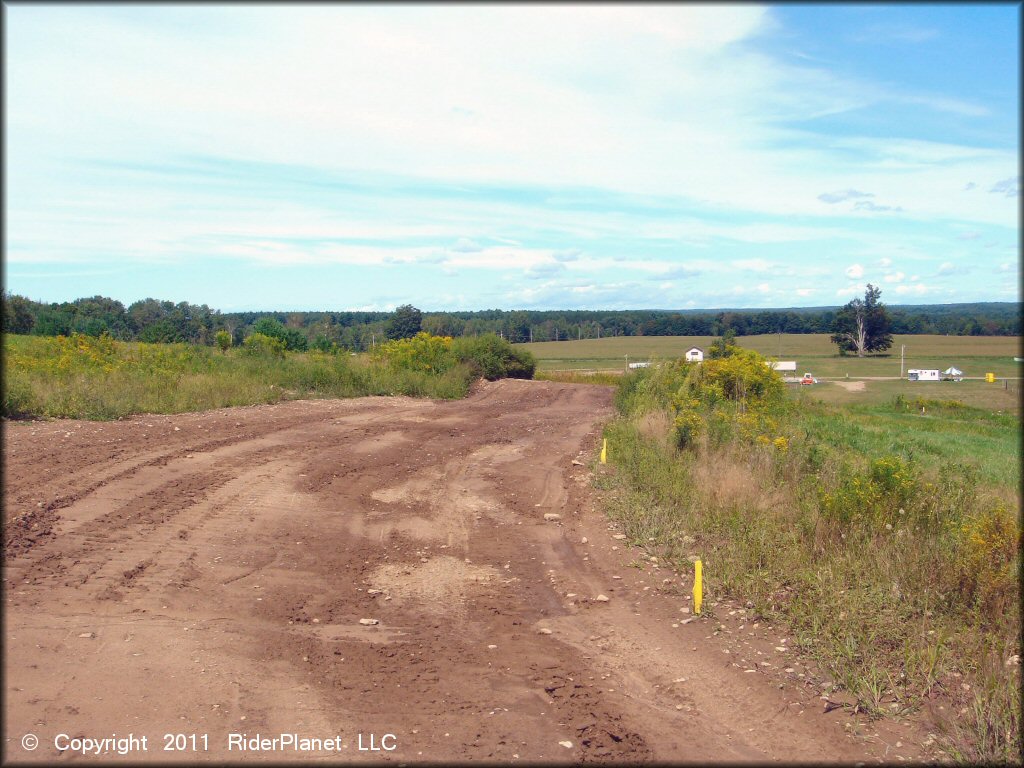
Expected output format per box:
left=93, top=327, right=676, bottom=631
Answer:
left=765, top=361, right=797, bottom=371
left=685, top=347, right=704, bottom=363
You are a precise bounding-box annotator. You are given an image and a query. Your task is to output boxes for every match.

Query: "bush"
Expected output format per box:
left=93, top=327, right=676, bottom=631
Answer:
left=957, top=502, right=1019, bottom=614
left=251, top=317, right=308, bottom=351
left=215, top=330, right=232, bottom=352
left=374, top=332, right=455, bottom=374
left=452, top=334, right=536, bottom=380
left=241, top=333, right=285, bottom=359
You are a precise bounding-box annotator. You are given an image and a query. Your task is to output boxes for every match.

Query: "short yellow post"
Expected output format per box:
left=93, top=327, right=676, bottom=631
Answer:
left=986, top=372, right=996, bottom=383
left=600, top=438, right=607, bottom=464
left=693, top=559, right=703, bottom=615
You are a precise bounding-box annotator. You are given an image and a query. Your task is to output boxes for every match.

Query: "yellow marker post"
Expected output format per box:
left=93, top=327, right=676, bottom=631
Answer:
left=600, top=438, right=607, bottom=464
left=986, top=372, right=996, bottom=383
left=693, top=559, right=703, bottom=615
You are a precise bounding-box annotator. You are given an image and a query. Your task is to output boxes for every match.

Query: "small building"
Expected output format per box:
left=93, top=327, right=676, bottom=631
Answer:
left=685, top=347, right=704, bottom=363
left=907, top=369, right=940, bottom=381
left=765, top=360, right=797, bottom=371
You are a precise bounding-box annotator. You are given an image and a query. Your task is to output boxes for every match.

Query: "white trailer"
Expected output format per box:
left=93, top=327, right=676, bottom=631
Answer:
left=907, top=369, right=940, bottom=381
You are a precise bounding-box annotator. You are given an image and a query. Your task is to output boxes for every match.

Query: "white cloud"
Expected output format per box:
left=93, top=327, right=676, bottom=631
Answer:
left=845, top=263, right=865, bottom=279
left=883, top=271, right=906, bottom=283
left=878, top=257, right=893, bottom=267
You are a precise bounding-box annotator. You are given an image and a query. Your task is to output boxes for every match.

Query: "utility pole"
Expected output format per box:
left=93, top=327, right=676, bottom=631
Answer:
left=900, top=344, right=905, bottom=378
left=529, top=327, right=533, bottom=343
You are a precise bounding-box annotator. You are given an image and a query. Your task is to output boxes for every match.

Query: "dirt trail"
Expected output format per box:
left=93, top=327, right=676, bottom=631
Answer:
left=4, top=380, right=927, bottom=763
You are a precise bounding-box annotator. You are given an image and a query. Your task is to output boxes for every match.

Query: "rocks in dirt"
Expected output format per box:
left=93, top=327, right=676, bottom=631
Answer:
left=77, top=632, right=95, bottom=638
left=594, top=594, right=610, bottom=602
left=559, top=740, right=573, bottom=749
left=680, top=617, right=695, bottom=625
left=358, top=618, right=379, bottom=626
left=543, top=513, right=562, bottom=522
left=571, top=459, right=584, bottom=466
left=581, top=537, right=588, bottom=544
left=538, top=628, right=553, bottom=635
left=1007, top=654, right=1021, bottom=666
left=612, top=533, right=626, bottom=540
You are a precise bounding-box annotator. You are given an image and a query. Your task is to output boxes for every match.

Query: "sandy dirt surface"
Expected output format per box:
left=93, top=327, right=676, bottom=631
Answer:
left=832, top=381, right=867, bottom=392
left=4, top=380, right=930, bottom=764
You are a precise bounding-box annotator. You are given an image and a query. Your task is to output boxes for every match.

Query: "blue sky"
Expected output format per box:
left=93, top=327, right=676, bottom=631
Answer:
left=5, top=4, right=1019, bottom=311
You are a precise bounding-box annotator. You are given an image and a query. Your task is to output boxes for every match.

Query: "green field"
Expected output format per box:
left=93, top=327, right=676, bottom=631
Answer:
left=522, top=334, right=1023, bottom=412
left=521, top=333, right=1022, bottom=375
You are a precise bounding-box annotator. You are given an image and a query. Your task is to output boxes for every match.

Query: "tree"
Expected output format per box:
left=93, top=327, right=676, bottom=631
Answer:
left=385, top=304, right=422, bottom=340
left=830, top=284, right=893, bottom=357
left=708, top=329, right=738, bottom=359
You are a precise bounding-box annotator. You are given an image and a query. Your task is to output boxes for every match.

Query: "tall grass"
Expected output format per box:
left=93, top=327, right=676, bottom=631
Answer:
left=599, top=355, right=1020, bottom=761
left=2, top=333, right=488, bottom=420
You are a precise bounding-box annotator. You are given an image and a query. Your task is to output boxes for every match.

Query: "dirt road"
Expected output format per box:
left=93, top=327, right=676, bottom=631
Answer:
left=4, top=380, right=926, bottom=763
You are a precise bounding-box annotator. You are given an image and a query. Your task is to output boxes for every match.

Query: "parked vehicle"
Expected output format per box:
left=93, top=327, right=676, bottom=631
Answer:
left=800, top=373, right=817, bottom=385
left=907, top=369, right=940, bottom=381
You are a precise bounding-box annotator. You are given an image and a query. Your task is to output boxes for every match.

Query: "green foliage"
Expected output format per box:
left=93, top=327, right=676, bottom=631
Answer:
left=241, top=332, right=286, bottom=359
left=215, top=330, right=232, bottom=352
left=251, top=317, right=308, bottom=351
left=373, top=331, right=536, bottom=381
left=374, top=331, right=455, bottom=374
left=684, top=347, right=784, bottom=406
left=599, top=347, right=1019, bottom=759
left=452, top=334, right=536, bottom=380
left=311, top=334, right=335, bottom=353
left=385, top=304, right=423, bottom=341
left=831, top=283, right=894, bottom=356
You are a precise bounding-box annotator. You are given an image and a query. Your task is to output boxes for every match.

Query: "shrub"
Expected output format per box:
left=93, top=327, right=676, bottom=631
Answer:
left=374, top=331, right=455, bottom=374
left=957, top=502, right=1019, bottom=614
left=241, top=333, right=285, bottom=359
left=215, top=330, right=232, bottom=352
left=251, top=317, right=308, bottom=351
left=451, top=334, right=536, bottom=380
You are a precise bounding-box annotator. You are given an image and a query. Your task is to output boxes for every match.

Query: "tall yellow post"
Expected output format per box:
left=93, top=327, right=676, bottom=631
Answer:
left=693, top=559, right=703, bottom=615
left=986, top=372, right=996, bottom=383
left=600, top=438, right=607, bottom=464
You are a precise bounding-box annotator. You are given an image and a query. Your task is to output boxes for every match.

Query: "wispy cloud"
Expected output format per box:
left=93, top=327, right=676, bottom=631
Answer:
left=819, top=189, right=874, bottom=204
left=990, top=177, right=1020, bottom=198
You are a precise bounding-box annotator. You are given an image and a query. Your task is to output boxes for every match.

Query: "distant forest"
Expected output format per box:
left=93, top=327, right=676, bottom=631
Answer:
left=2, top=293, right=1020, bottom=352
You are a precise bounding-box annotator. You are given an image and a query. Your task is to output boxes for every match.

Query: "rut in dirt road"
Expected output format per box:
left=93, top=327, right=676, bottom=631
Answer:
left=5, top=380, right=918, bottom=764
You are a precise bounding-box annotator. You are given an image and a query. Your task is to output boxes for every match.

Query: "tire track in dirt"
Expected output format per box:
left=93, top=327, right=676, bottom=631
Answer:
left=4, top=380, right=926, bottom=763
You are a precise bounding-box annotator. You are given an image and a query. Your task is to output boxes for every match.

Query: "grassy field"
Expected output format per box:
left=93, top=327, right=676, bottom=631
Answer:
left=598, top=352, right=1020, bottom=761
left=2, top=332, right=534, bottom=420
left=521, top=333, right=1023, bottom=378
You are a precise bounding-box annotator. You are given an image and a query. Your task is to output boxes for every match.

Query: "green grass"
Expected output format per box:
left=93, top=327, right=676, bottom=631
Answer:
left=596, top=358, right=1021, bottom=761
left=3, top=333, right=477, bottom=420
left=534, top=370, right=622, bottom=386
left=521, top=333, right=1023, bottom=379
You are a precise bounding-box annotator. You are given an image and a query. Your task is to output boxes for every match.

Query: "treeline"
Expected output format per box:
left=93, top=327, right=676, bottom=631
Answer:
left=2, top=293, right=1019, bottom=351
